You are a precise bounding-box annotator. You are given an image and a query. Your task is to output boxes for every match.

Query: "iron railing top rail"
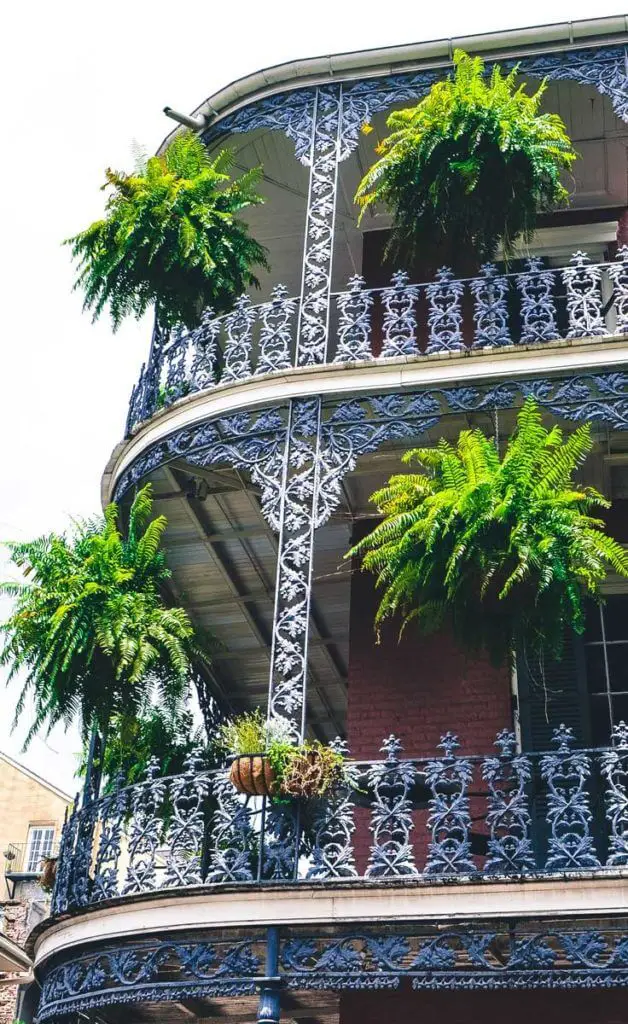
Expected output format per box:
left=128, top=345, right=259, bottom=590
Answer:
left=4, top=841, right=60, bottom=875
left=50, top=721, right=628, bottom=916
left=125, top=248, right=628, bottom=437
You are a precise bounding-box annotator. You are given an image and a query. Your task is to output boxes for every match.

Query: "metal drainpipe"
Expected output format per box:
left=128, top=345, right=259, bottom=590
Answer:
left=257, top=926, right=282, bottom=1024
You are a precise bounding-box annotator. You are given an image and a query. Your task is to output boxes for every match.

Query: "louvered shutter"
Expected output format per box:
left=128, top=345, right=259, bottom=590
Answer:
left=517, top=630, right=590, bottom=751
left=516, top=631, right=592, bottom=864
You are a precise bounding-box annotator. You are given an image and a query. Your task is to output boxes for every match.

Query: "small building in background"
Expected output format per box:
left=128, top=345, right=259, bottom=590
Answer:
left=0, top=752, right=70, bottom=1024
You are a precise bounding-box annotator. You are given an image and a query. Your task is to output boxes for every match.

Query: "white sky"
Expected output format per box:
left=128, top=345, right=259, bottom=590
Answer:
left=0, top=0, right=623, bottom=794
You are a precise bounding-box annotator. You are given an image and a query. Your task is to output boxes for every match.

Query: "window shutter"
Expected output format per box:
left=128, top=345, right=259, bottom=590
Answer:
left=516, top=631, right=591, bottom=864
left=517, top=630, right=590, bottom=752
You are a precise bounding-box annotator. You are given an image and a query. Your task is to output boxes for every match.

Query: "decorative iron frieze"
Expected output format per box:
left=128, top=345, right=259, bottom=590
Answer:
left=36, top=920, right=628, bottom=1023
left=38, top=937, right=264, bottom=1021
left=280, top=924, right=628, bottom=991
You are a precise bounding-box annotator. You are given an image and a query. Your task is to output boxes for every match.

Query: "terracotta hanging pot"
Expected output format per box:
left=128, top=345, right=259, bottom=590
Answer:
left=229, top=754, right=276, bottom=797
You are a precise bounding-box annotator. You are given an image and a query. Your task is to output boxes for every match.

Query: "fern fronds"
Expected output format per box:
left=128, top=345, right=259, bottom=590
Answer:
left=347, top=398, right=628, bottom=664
left=355, top=50, right=577, bottom=266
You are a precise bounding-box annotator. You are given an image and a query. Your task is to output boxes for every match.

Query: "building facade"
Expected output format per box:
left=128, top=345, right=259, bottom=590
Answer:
left=0, top=754, right=70, bottom=1024
left=29, top=16, right=628, bottom=1024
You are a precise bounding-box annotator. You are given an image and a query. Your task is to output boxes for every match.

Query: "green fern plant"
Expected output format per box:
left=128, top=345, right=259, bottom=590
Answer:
left=66, top=131, right=269, bottom=331
left=0, top=485, right=210, bottom=744
left=348, top=399, right=628, bottom=664
left=355, top=50, right=577, bottom=266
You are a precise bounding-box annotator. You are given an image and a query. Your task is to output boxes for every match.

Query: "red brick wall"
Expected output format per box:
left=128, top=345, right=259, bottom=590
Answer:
left=346, top=549, right=513, bottom=871
left=340, top=987, right=626, bottom=1024
left=347, top=558, right=513, bottom=761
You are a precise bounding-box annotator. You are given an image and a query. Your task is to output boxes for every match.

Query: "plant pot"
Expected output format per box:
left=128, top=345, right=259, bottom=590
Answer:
left=40, top=855, right=58, bottom=892
left=229, top=754, right=276, bottom=797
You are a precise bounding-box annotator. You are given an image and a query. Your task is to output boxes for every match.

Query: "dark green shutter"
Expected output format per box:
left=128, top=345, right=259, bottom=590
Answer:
left=517, top=631, right=590, bottom=752
left=516, top=631, right=592, bottom=864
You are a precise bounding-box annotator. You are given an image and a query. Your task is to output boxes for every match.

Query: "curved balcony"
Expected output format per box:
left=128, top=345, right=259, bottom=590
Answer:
left=126, top=254, right=628, bottom=439
left=74, top=26, right=628, bottom=1022
left=30, top=723, right=628, bottom=1019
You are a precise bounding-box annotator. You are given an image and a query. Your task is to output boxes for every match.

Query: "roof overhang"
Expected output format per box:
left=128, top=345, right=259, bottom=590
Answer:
left=159, top=14, right=628, bottom=151
left=0, top=932, right=31, bottom=974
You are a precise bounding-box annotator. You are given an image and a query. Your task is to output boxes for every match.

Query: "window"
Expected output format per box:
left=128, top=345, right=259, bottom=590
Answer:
left=584, top=594, right=628, bottom=746
left=25, top=826, right=55, bottom=873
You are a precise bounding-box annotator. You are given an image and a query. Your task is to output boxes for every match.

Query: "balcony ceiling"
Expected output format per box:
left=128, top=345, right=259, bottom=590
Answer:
left=141, top=407, right=614, bottom=739
left=91, top=990, right=339, bottom=1024
left=207, top=78, right=628, bottom=303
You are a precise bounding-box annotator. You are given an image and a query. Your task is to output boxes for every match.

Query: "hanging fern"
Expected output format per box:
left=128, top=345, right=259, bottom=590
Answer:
left=348, top=399, right=628, bottom=665
left=66, top=131, right=269, bottom=331
left=355, top=50, right=577, bottom=265
left=0, top=485, right=211, bottom=743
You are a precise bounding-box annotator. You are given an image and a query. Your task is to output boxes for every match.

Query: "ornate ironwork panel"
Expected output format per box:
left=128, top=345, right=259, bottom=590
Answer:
left=205, top=771, right=255, bottom=883
left=334, top=275, right=373, bottom=362
left=563, top=252, right=607, bottom=338
left=257, top=284, right=298, bottom=374
left=424, top=733, right=475, bottom=875
left=471, top=263, right=510, bottom=347
left=600, top=720, right=628, bottom=866
left=516, top=258, right=559, bottom=343
left=365, top=736, right=418, bottom=877
left=92, top=781, right=127, bottom=902
left=261, top=801, right=300, bottom=881
left=190, top=307, right=219, bottom=392
left=540, top=725, right=601, bottom=870
left=426, top=267, right=464, bottom=351
left=122, top=760, right=168, bottom=895
left=163, top=752, right=209, bottom=888
left=307, top=739, right=358, bottom=879
left=482, top=729, right=535, bottom=874
left=295, top=85, right=343, bottom=366
left=608, top=245, right=628, bottom=335
left=223, top=294, right=257, bottom=382
left=381, top=271, right=420, bottom=357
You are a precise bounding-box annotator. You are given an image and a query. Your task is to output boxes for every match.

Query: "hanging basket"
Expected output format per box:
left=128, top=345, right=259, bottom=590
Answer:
left=229, top=754, right=276, bottom=797
left=280, top=748, right=332, bottom=800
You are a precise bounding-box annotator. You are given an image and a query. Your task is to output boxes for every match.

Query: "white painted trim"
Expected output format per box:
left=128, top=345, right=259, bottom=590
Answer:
left=34, top=873, right=628, bottom=968
left=158, top=16, right=628, bottom=153
left=103, top=336, right=628, bottom=504
left=0, top=751, right=73, bottom=805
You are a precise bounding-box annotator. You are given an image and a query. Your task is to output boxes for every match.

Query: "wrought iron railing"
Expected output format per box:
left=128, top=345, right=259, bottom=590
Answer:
left=4, top=840, right=59, bottom=875
left=51, top=722, right=628, bottom=916
left=125, top=249, right=628, bottom=436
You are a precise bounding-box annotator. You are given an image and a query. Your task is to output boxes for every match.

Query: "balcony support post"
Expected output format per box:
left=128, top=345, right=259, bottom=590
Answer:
left=266, top=84, right=344, bottom=738
left=257, top=926, right=282, bottom=1024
